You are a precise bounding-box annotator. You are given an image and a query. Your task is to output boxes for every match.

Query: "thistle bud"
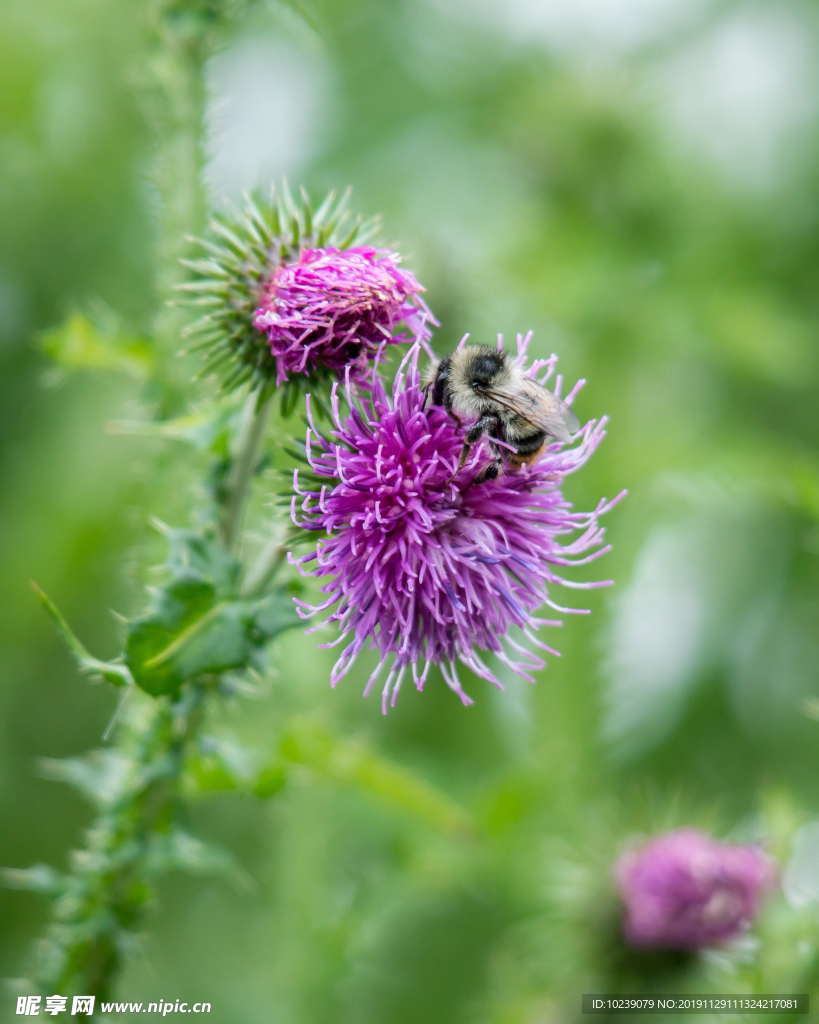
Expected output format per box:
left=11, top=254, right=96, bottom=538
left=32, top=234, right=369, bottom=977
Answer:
left=616, top=829, right=775, bottom=950
left=180, top=186, right=433, bottom=398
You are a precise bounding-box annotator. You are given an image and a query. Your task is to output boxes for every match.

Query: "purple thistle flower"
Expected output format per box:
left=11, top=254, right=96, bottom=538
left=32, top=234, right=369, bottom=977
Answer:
left=616, top=829, right=775, bottom=950
left=290, top=333, right=624, bottom=713
left=180, top=187, right=432, bottom=393
left=253, top=246, right=433, bottom=386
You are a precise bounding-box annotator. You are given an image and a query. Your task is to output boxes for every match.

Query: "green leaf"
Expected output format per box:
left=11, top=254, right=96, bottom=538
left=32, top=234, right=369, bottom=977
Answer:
left=250, top=760, right=288, bottom=799
left=160, top=525, right=240, bottom=596
left=32, top=582, right=132, bottom=688
left=108, top=401, right=238, bottom=458
left=38, top=312, right=153, bottom=378
left=278, top=720, right=474, bottom=838
left=125, top=531, right=300, bottom=696
left=249, top=589, right=300, bottom=643
left=145, top=830, right=252, bottom=891
left=126, top=574, right=244, bottom=695
left=184, top=736, right=289, bottom=799
left=2, top=864, right=65, bottom=895
left=185, top=736, right=254, bottom=794
left=38, top=750, right=132, bottom=807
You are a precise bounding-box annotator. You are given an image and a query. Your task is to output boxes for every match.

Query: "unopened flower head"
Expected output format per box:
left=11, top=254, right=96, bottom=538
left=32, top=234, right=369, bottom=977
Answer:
left=180, top=186, right=433, bottom=395
left=290, top=333, right=624, bottom=713
left=253, top=246, right=431, bottom=386
left=616, top=828, right=775, bottom=950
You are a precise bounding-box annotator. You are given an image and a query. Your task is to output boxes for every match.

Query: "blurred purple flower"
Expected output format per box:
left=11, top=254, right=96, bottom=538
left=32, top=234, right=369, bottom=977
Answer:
left=616, top=829, right=775, bottom=950
left=290, top=333, right=623, bottom=713
left=253, top=246, right=433, bottom=385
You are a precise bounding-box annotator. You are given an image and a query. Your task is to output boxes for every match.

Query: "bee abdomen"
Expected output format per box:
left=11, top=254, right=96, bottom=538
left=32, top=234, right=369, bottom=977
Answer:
left=508, top=429, right=546, bottom=467
left=514, top=430, right=546, bottom=455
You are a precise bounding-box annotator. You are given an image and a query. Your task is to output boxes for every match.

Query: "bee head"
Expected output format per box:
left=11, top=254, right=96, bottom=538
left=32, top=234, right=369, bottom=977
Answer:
left=467, top=348, right=505, bottom=391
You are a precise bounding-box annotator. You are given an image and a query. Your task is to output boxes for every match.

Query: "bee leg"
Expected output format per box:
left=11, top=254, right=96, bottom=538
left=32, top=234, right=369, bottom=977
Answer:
left=472, top=414, right=510, bottom=484
left=456, top=414, right=497, bottom=469
left=474, top=435, right=505, bottom=483
left=454, top=416, right=507, bottom=488
left=467, top=415, right=499, bottom=445
left=475, top=459, right=502, bottom=483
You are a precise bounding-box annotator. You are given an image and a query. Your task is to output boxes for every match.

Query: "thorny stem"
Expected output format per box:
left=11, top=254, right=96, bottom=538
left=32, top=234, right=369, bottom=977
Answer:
left=29, top=2, right=244, bottom=1006
left=33, top=383, right=274, bottom=1000
left=33, top=379, right=273, bottom=1001
left=34, top=686, right=206, bottom=1002
left=150, top=2, right=209, bottom=385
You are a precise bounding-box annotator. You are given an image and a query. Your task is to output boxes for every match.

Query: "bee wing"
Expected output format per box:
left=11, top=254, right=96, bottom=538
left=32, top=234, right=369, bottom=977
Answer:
left=484, top=380, right=579, bottom=443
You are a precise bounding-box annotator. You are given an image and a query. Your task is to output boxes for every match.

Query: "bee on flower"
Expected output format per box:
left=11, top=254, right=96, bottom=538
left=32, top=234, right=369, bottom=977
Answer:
left=290, top=333, right=624, bottom=712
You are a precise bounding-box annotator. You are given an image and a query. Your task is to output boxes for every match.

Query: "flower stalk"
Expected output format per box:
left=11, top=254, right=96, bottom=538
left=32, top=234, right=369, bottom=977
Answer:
left=148, top=1, right=211, bottom=382
left=27, top=2, right=256, bottom=1002
left=241, top=536, right=288, bottom=597
left=219, top=389, right=274, bottom=551
left=33, top=686, right=206, bottom=1000
left=30, top=395, right=284, bottom=999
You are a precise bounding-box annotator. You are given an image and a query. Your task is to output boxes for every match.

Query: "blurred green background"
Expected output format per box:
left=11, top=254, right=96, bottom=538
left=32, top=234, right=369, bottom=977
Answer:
left=3, top=0, right=819, bottom=1020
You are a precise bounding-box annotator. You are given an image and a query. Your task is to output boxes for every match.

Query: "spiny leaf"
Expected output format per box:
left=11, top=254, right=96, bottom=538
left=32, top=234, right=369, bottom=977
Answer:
left=32, top=582, right=132, bottom=688
left=126, top=575, right=240, bottom=695
left=250, top=589, right=300, bottom=641
left=125, top=531, right=299, bottom=696
left=38, top=750, right=132, bottom=807
left=2, top=864, right=65, bottom=895
left=146, top=830, right=252, bottom=891
left=161, top=526, right=241, bottom=595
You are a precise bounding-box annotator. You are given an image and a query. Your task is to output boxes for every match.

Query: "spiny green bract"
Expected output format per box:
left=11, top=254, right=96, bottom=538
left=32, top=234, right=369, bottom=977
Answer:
left=178, top=184, right=378, bottom=403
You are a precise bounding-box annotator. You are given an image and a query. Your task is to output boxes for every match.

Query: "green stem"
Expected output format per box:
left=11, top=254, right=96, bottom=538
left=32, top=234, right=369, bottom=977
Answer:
left=30, top=3, right=286, bottom=1005
left=31, top=3, right=217, bottom=1005
left=149, top=1, right=210, bottom=397
left=219, top=390, right=273, bottom=551
left=34, top=685, right=206, bottom=1002
left=242, top=535, right=287, bottom=596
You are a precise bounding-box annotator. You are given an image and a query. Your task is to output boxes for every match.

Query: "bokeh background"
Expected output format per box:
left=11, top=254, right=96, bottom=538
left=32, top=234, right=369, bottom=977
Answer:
left=3, top=0, right=819, bottom=1020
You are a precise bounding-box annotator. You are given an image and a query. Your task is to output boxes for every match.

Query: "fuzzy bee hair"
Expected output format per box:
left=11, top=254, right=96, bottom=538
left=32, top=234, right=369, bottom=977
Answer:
left=426, top=343, right=578, bottom=480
